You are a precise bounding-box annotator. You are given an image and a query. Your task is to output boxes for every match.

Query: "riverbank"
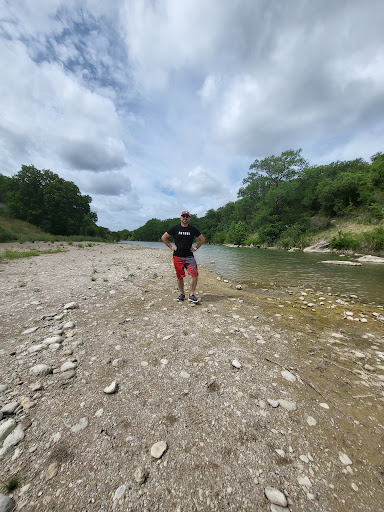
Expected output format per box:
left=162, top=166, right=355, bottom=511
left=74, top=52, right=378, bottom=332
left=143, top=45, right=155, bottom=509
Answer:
left=0, top=242, right=383, bottom=511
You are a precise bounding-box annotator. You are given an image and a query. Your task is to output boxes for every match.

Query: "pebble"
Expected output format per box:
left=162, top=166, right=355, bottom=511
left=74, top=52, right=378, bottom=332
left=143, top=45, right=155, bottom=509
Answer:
left=231, top=359, right=242, bottom=369
left=30, top=364, right=52, bottom=376
left=319, top=402, right=329, bottom=409
left=351, top=482, right=359, bottom=491
left=2, top=425, right=25, bottom=451
left=298, top=475, right=312, bottom=488
left=0, top=384, right=7, bottom=393
left=22, top=327, right=39, bottom=335
left=45, top=461, right=59, bottom=481
left=113, top=485, right=126, bottom=501
left=267, top=399, right=279, bottom=408
left=63, top=302, right=78, bottom=310
left=1, top=402, right=19, bottom=415
left=134, top=466, right=148, bottom=484
left=264, top=486, right=287, bottom=507
left=339, top=452, right=352, bottom=465
left=57, top=370, right=76, bottom=381
left=104, top=382, right=118, bottom=394
left=278, top=399, right=297, bottom=411
left=0, top=418, right=16, bottom=442
left=150, top=441, right=167, bottom=459
left=70, top=417, right=89, bottom=433
left=306, top=416, right=317, bottom=426
left=179, top=371, right=190, bottom=379
left=60, top=361, right=77, bottom=372
left=281, top=370, right=296, bottom=382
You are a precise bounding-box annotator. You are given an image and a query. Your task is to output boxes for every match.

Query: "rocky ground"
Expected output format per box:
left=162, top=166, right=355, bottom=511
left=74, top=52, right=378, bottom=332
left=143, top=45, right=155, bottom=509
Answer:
left=0, top=242, right=383, bottom=512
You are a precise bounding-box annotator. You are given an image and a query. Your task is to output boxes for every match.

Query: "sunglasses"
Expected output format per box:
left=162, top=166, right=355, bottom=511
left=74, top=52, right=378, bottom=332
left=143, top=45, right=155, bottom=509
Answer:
left=181, top=214, right=190, bottom=218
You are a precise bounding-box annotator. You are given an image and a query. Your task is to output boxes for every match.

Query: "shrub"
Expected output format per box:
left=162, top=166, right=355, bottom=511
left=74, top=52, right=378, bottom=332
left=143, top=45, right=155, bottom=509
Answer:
left=0, top=227, right=17, bottom=242
left=330, top=231, right=360, bottom=251
left=362, top=226, right=384, bottom=252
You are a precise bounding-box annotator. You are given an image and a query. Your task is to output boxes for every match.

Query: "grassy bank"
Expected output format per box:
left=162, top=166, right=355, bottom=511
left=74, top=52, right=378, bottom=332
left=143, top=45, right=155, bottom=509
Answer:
left=0, top=212, right=108, bottom=244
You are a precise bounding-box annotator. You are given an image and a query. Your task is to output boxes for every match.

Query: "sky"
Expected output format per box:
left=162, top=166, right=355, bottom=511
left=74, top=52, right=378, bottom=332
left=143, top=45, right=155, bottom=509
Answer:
left=1, top=0, right=384, bottom=231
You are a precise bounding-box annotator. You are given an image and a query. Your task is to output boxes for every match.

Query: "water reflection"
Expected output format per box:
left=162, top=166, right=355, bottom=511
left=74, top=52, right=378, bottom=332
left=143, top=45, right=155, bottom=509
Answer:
left=123, top=242, right=384, bottom=304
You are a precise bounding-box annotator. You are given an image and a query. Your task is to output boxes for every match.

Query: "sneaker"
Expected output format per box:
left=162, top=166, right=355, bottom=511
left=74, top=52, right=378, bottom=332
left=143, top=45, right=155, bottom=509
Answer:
left=177, top=294, right=185, bottom=302
left=188, top=294, right=199, bottom=303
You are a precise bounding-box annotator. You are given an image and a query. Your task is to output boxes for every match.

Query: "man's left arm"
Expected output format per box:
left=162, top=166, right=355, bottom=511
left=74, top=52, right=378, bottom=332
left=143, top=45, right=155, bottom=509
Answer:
left=191, top=234, right=205, bottom=252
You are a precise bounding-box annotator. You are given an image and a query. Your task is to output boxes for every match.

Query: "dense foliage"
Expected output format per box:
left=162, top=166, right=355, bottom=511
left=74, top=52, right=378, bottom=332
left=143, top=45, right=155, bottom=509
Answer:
left=130, top=149, right=384, bottom=253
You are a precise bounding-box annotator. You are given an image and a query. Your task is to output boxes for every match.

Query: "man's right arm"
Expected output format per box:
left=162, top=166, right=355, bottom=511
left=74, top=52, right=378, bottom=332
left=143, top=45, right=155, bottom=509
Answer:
left=161, top=232, right=176, bottom=251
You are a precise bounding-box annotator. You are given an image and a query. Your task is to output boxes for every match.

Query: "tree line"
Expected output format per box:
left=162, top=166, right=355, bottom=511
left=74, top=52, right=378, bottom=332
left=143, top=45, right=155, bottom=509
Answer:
left=131, top=149, right=384, bottom=252
left=1, top=150, right=383, bottom=251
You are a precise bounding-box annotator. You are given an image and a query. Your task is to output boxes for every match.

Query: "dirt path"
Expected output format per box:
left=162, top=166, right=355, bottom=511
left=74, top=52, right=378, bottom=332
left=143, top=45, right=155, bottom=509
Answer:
left=0, top=242, right=383, bottom=511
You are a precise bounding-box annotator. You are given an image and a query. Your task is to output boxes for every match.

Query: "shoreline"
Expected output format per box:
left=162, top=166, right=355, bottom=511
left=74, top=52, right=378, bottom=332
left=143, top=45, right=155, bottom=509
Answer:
left=0, top=242, right=383, bottom=511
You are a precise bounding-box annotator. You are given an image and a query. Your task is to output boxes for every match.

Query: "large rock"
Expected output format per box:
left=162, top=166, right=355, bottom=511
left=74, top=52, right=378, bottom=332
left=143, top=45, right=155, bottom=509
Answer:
left=303, top=240, right=331, bottom=253
left=357, top=255, right=384, bottom=263
left=0, top=494, right=16, bottom=512
left=321, top=260, right=361, bottom=266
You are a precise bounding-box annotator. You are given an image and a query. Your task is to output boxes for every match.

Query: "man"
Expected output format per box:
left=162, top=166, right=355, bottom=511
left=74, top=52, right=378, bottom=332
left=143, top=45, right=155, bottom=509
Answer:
left=161, top=211, right=205, bottom=303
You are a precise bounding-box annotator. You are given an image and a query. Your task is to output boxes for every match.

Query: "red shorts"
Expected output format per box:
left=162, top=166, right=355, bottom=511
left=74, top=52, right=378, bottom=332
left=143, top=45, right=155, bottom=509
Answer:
left=173, top=255, right=198, bottom=278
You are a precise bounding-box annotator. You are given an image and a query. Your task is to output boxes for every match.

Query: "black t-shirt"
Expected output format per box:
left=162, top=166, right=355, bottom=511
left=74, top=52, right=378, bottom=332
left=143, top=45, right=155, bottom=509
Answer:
left=167, top=224, right=201, bottom=257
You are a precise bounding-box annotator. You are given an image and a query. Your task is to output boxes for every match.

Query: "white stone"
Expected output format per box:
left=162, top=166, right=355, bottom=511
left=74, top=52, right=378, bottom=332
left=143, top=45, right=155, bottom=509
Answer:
left=306, top=416, right=317, bottom=426
left=180, top=371, right=190, bottom=379
left=27, top=344, right=46, bottom=354
left=1, top=402, right=19, bottom=415
left=2, top=425, right=25, bottom=449
left=278, top=399, right=297, bottom=411
left=113, top=485, right=126, bottom=501
left=22, top=327, right=39, bottom=335
left=45, top=461, right=59, bottom=481
left=319, top=402, right=329, bottom=409
left=42, top=336, right=63, bottom=346
left=150, top=441, right=167, bottom=459
left=30, top=364, right=53, bottom=376
left=267, top=399, right=279, bottom=408
left=339, top=452, right=352, bottom=465
left=298, top=476, right=312, bottom=488
left=71, top=417, right=89, bottom=433
left=231, top=359, right=242, bottom=369
left=63, top=321, right=75, bottom=329
left=264, top=487, right=287, bottom=507
left=64, top=302, right=78, bottom=310
left=60, top=361, right=77, bottom=372
left=281, top=370, right=296, bottom=382
left=351, top=482, right=359, bottom=491
left=0, top=418, right=16, bottom=442
left=104, top=382, right=118, bottom=394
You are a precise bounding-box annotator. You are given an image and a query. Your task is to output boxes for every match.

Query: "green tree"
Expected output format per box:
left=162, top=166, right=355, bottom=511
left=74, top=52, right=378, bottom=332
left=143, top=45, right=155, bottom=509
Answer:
left=246, top=148, right=308, bottom=189
left=6, top=165, right=97, bottom=235
left=227, top=221, right=249, bottom=246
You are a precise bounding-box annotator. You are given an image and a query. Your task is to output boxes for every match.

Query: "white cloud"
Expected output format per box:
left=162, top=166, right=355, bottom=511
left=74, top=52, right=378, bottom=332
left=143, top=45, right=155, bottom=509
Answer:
left=1, top=0, right=384, bottom=230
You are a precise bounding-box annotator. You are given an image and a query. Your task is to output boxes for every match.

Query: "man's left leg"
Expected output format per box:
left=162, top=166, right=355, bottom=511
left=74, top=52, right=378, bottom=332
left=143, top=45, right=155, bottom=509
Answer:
left=189, top=275, right=197, bottom=296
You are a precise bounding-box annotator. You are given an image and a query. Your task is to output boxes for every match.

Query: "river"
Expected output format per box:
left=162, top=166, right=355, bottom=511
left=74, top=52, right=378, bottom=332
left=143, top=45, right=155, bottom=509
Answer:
left=123, top=241, right=384, bottom=305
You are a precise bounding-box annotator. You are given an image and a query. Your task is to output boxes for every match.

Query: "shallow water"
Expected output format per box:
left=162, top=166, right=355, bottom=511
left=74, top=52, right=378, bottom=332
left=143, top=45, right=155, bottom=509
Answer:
left=123, top=241, right=384, bottom=304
